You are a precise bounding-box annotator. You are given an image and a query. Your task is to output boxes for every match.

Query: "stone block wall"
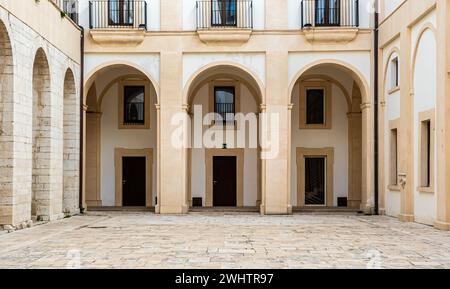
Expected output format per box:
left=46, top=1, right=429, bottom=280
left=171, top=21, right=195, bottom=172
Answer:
left=0, top=5, right=81, bottom=228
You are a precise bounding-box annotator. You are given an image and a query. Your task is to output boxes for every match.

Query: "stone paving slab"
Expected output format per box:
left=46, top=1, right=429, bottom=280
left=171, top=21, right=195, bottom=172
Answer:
left=0, top=212, right=450, bottom=269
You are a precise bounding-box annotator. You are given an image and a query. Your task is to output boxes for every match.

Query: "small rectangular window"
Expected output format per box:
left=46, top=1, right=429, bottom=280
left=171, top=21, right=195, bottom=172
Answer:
left=391, top=57, right=399, bottom=89
left=214, top=86, right=235, bottom=124
left=420, top=120, right=431, bottom=187
left=306, top=89, right=325, bottom=125
left=390, top=128, right=398, bottom=186
left=124, top=85, right=145, bottom=125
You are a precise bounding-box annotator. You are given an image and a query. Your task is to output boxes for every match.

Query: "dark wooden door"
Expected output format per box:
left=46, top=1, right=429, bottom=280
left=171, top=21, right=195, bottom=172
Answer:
left=305, top=157, right=326, bottom=205
left=213, top=156, right=237, bottom=206
left=122, top=156, right=146, bottom=206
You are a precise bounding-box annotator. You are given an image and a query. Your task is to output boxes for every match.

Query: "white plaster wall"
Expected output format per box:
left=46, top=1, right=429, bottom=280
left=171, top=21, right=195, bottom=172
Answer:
left=99, top=77, right=158, bottom=207
left=289, top=0, right=372, bottom=29
left=78, top=0, right=160, bottom=30
left=183, top=53, right=266, bottom=88
left=183, top=0, right=265, bottom=30
left=288, top=52, right=371, bottom=92
left=290, top=74, right=350, bottom=207
left=383, top=0, right=404, bottom=18
left=85, top=54, right=160, bottom=86
left=412, top=16, right=437, bottom=225
left=382, top=39, right=401, bottom=217
left=190, top=83, right=258, bottom=206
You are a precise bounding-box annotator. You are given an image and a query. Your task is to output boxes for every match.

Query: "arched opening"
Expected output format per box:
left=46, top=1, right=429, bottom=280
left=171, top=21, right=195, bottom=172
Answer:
left=84, top=64, right=158, bottom=209
left=0, top=20, right=14, bottom=225
left=411, top=26, right=437, bottom=225
left=32, top=48, right=52, bottom=220
left=184, top=64, right=263, bottom=209
left=63, top=69, right=79, bottom=215
left=290, top=62, right=369, bottom=210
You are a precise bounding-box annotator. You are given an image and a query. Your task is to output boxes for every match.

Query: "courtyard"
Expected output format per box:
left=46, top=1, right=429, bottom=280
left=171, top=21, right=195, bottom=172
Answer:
left=0, top=212, right=450, bottom=269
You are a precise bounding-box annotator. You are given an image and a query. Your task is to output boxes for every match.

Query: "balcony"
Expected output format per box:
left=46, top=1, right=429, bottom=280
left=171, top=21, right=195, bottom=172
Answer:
left=88, top=0, right=148, bottom=45
left=300, top=0, right=360, bottom=44
left=196, top=0, right=253, bottom=45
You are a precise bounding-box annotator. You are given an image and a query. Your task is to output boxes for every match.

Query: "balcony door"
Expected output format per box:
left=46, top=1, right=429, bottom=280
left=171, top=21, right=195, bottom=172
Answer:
left=211, top=0, right=237, bottom=27
left=109, top=0, right=134, bottom=26
left=315, top=0, right=340, bottom=26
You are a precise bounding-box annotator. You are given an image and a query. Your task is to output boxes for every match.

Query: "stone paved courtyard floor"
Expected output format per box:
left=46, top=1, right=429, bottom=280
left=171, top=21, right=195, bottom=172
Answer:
left=1, top=212, right=450, bottom=269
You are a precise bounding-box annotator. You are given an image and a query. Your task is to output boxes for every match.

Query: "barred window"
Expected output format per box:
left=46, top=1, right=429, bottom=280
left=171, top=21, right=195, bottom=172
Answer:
left=124, top=86, right=145, bottom=125
left=306, top=88, right=325, bottom=125
left=214, top=86, right=235, bottom=124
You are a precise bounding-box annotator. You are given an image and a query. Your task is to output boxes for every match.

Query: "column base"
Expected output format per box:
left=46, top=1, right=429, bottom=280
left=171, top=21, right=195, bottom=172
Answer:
left=158, top=204, right=189, bottom=214
left=399, top=214, right=415, bottom=222
left=434, top=220, right=450, bottom=231
left=378, top=208, right=386, bottom=215
left=260, top=205, right=292, bottom=215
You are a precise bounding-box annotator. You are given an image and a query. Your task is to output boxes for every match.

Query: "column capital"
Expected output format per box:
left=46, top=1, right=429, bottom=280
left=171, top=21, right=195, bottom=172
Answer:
left=360, top=102, right=372, bottom=111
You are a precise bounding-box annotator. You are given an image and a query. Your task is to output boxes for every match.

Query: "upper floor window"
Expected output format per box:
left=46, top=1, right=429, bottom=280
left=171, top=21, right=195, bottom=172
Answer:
left=119, top=80, right=150, bottom=129
left=301, top=0, right=359, bottom=28
left=214, top=86, right=235, bottom=124
left=306, top=88, right=325, bottom=125
left=299, top=81, right=332, bottom=129
left=124, top=85, right=145, bottom=125
left=390, top=57, right=399, bottom=90
left=108, top=0, right=134, bottom=26
left=89, top=0, right=147, bottom=29
left=211, top=0, right=237, bottom=27
left=197, top=0, right=253, bottom=29
left=315, top=0, right=340, bottom=26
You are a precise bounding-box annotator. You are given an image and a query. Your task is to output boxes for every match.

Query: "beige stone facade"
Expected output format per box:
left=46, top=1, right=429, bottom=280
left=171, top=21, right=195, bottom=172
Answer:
left=1, top=0, right=449, bottom=232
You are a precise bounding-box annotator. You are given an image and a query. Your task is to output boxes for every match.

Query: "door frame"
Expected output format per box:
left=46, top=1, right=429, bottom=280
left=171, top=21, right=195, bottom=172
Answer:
left=296, top=147, right=334, bottom=207
left=205, top=149, right=244, bottom=207
left=114, top=148, right=153, bottom=207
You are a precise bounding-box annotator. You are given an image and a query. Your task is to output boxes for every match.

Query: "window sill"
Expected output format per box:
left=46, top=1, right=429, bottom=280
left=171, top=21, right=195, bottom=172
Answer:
left=417, top=187, right=434, bottom=194
left=388, top=86, right=400, bottom=95
left=299, top=124, right=332, bottom=130
left=119, top=124, right=150, bottom=130
left=388, top=185, right=401, bottom=192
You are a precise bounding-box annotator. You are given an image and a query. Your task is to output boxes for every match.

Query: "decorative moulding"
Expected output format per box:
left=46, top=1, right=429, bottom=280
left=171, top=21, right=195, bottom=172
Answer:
left=302, top=28, right=359, bottom=44
left=89, top=29, right=146, bottom=46
left=197, top=29, right=252, bottom=45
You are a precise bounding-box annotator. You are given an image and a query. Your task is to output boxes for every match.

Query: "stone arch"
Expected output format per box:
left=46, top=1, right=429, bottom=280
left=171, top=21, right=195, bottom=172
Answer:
left=183, top=61, right=265, bottom=107
left=83, top=63, right=158, bottom=209
left=382, top=47, right=401, bottom=99
left=183, top=62, right=265, bottom=209
left=289, top=59, right=371, bottom=211
left=411, top=23, right=437, bottom=93
left=0, top=19, right=15, bottom=225
left=63, top=68, right=79, bottom=215
left=84, top=61, right=160, bottom=105
left=32, top=48, right=53, bottom=220
left=289, top=59, right=370, bottom=105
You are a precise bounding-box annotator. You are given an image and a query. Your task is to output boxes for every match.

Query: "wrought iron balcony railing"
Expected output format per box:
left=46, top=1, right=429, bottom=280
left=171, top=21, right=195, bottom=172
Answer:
left=196, top=0, right=253, bottom=29
left=301, top=0, right=359, bottom=28
left=89, top=0, right=147, bottom=29
left=53, top=0, right=79, bottom=24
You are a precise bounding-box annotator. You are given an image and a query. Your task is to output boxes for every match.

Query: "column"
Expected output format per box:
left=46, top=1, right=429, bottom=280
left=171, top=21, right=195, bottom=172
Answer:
left=261, top=51, right=291, bottom=214
left=434, top=0, right=450, bottom=230
left=158, top=52, right=188, bottom=214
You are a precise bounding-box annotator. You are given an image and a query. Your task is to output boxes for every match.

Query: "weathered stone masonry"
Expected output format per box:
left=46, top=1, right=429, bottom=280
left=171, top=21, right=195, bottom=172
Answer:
left=0, top=5, right=81, bottom=229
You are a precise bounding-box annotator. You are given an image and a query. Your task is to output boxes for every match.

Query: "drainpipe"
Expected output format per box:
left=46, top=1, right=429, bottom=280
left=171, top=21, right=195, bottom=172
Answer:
left=79, top=26, right=85, bottom=213
left=373, top=1, right=380, bottom=215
